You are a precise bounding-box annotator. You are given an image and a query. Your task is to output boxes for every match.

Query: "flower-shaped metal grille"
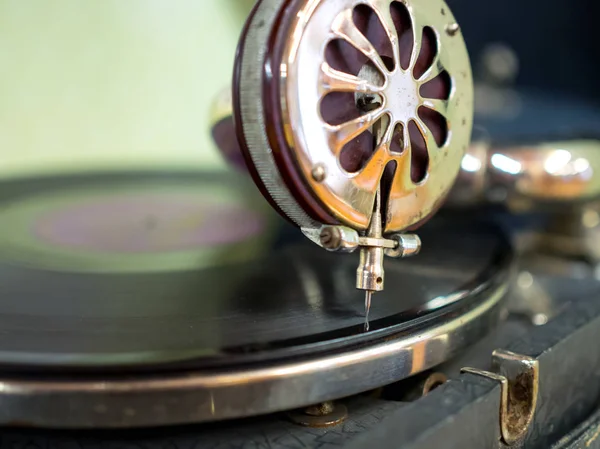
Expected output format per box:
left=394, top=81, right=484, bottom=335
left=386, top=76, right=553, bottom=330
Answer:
left=320, top=2, right=449, bottom=184
left=281, top=0, right=473, bottom=232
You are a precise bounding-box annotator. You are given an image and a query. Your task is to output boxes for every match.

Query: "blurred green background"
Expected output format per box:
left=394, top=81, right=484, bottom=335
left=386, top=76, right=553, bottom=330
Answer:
left=0, top=0, right=254, bottom=179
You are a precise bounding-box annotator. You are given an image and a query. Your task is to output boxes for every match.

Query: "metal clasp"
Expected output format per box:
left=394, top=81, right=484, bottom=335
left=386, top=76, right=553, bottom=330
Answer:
left=462, top=349, right=539, bottom=446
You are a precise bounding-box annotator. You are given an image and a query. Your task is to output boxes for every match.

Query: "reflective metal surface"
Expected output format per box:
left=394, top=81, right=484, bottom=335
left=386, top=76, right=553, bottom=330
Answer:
left=237, top=0, right=473, bottom=232
left=284, top=0, right=473, bottom=232
left=449, top=139, right=600, bottom=210
left=462, top=350, right=539, bottom=445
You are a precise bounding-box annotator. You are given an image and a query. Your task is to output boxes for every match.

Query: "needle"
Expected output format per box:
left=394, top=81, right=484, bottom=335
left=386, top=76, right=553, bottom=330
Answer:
left=364, top=290, right=372, bottom=331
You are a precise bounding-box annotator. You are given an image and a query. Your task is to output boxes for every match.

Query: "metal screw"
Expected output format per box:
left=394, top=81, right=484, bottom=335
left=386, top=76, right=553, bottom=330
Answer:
left=385, top=234, right=421, bottom=258
left=311, top=164, right=326, bottom=182
left=445, top=23, right=460, bottom=36
left=320, top=226, right=342, bottom=250
left=305, top=401, right=335, bottom=416
left=287, top=401, right=348, bottom=427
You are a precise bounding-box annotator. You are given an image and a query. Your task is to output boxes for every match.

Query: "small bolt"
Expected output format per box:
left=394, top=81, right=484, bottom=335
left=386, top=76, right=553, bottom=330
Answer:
left=311, top=164, right=326, bottom=182
left=445, top=23, right=460, bottom=36
left=288, top=402, right=348, bottom=427
left=320, top=227, right=341, bottom=250
left=305, top=401, right=335, bottom=416
left=385, top=234, right=421, bottom=258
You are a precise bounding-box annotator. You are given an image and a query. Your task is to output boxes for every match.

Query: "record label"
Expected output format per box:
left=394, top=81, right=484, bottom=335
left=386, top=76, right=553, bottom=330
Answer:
left=0, top=180, right=272, bottom=273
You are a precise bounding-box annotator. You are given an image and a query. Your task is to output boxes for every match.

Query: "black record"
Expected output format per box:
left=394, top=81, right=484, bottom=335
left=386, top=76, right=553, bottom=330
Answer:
left=0, top=171, right=511, bottom=373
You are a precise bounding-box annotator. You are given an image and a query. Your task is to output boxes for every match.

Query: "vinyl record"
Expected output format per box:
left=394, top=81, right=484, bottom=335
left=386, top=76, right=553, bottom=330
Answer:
left=0, top=171, right=513, bottom=427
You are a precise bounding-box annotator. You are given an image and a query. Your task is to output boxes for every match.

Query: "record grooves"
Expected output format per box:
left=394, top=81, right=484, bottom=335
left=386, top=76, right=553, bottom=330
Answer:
left=0, top=171, right=513, bottom=427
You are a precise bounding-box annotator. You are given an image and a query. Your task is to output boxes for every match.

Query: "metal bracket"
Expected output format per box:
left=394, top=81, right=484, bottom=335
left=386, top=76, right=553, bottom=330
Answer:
left=461, top=349, right=539, bottom=446
left=302, top=224, right=421, bottom=307
left=300, top=225, right=421, bottom=258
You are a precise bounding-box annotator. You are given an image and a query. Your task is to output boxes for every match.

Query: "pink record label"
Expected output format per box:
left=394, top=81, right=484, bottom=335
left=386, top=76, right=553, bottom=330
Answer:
left=33, top=193, right=265, bottom=253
